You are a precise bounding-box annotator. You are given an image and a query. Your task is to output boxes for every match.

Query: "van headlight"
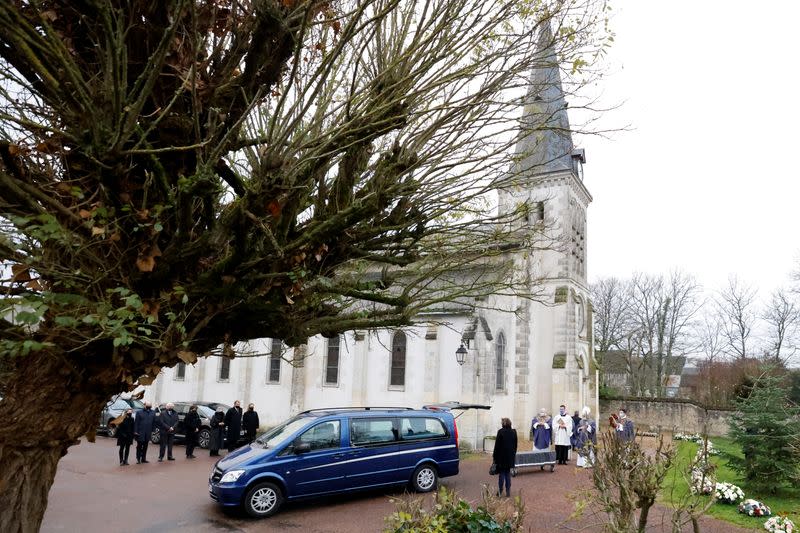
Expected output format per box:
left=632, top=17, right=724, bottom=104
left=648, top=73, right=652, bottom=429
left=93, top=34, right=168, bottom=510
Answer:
left=220, top=470, right=245, bottom=483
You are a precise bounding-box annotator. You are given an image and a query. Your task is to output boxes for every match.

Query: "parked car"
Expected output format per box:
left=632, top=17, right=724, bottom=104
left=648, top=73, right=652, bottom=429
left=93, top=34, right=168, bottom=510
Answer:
left=150, top=402, right=244, bottom=449
left=98, top=396, right=145, bottom=437
left=208, top=406, right=460, bottom=518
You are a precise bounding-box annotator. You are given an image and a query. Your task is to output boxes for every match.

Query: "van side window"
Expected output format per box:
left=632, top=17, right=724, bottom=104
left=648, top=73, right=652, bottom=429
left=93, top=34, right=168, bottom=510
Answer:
left=350, top=418, right=398, bottom=446
left=297, top=421, right=341, bottom=451
left=399, top=417, right=447, bottom=441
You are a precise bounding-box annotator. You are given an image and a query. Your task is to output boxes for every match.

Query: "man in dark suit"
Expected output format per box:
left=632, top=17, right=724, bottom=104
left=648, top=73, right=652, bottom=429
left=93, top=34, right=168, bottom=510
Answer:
left=133, top=402, right=156, bottom=464
left=157, top=402, right=179, bottom=461
left=224, top=400, right=243, bottom=452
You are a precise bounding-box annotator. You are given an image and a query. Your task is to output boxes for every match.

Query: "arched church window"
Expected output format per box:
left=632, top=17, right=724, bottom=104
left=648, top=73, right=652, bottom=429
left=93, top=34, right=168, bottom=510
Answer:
left=390, top=331, right=406, bottom=388
left=495, top=332, right=506, bottom=391
left=325, top=336, right=340, bottom=386
left=267, top=338, right=282, bottom=383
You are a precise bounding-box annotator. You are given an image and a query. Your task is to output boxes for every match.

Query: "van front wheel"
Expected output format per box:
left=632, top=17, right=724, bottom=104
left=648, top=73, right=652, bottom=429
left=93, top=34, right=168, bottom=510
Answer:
left=411, top=464, right=438, bottom=492
left=243, top=482, right=283, bottom=518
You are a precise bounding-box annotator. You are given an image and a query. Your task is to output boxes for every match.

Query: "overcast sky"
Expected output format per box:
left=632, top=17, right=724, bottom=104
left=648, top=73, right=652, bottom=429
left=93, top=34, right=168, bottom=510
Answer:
left=579, top=0, right=800, bottom=297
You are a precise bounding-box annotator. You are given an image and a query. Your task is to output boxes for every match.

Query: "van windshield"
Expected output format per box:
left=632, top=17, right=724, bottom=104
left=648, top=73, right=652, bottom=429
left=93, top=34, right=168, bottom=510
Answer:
left=256, top=416, right=315, bottom=449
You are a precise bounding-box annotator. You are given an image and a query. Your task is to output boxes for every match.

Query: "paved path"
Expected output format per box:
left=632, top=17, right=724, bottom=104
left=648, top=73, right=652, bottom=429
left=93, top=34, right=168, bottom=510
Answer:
left=41, top=437, right=755, bottom=532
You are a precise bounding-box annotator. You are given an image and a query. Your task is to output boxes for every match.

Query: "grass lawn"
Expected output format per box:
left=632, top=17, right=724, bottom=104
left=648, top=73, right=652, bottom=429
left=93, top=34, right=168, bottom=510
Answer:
left=661, top=436, right=800, bottom=530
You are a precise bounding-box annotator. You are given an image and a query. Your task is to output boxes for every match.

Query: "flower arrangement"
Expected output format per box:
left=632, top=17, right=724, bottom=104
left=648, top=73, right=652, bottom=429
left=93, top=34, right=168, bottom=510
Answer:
left=694, top=443, right=719, bottom=466
left=738, top=499, right=771, bottom=517
left=764, top=516, right=795, bottom=533
left=690, top=469, right=715, bottom=495
left=714, top=482, right=744, bottom=504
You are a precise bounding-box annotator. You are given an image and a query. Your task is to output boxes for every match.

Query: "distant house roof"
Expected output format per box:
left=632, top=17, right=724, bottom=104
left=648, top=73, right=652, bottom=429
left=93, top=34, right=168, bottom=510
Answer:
left=596, top=350, right=629, bottom=373
left=597, top=351, right=687, bottom=376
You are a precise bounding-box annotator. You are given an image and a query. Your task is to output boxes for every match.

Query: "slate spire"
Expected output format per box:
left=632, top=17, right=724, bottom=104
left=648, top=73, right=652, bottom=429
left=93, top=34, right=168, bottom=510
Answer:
left=514, top=24, right=575, bottom=175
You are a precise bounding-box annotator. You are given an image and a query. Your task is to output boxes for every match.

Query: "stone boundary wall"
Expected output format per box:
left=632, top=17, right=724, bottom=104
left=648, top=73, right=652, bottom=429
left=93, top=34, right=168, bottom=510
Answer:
left=600, top=397, right=733, bottom=437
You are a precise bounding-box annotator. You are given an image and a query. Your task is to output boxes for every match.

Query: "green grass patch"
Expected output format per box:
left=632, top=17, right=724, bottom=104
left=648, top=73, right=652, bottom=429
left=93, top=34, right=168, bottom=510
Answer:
left=661, top=437, right=800, bottom=529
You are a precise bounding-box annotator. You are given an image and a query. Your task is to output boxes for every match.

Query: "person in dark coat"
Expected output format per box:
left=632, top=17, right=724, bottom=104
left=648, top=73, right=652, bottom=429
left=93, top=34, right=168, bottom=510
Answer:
left=116, top=409, right=135, bottom=466
left=575, top=406, right=597, bottom=468
left=157, top=402, right=179, bottom=461
left=184, top=405, right=201, bottom=459
left=224, top=400, right=243, bottom=452
left=571, top=410, right=581, bottom=450
left=242, top=403, right=260, bottom=444
left=492, top=418, right=518, bottom=497
left=209, top=407, right=225, bottom=456
left=133, top=402, right=156, bottom=464
left=615, top=408, right=635, bottom=442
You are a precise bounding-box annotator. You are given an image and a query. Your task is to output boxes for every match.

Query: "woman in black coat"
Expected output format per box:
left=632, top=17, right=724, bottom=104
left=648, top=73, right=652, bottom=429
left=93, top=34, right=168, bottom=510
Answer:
left=492, top=418, right=517, bottom=497
left=242, top=403, right=260, bottom=444
left=116, top=409, right=135, bottom=466
left=184, top=405, right=201, bottom=459
left=209, top=408, right=225, bottom=456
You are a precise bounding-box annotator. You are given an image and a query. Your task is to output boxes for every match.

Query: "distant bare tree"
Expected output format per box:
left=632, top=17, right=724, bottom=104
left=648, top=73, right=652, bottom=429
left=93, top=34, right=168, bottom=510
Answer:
left=762, top=288, right=799, bottom=365
left=591, top=276, right=631, bottom=352
left=716, top=276, right=758, bottom=361
left=628, top=271, right=700, bottom=395
left=664, top=270, right=702, bottom=360
left=691, top=313, right=726, bottom=404
left=694, top=313, right=725, bottom=363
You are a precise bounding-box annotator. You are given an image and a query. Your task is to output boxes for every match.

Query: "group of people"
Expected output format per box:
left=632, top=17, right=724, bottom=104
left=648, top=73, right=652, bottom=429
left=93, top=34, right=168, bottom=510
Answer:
left=113, top=400, right=261, bottom=465
left=208, top=401, right=261, bottom=456
left=530, top=404, right=601, bottom=466
left=492, top=405, right=635, bottom=496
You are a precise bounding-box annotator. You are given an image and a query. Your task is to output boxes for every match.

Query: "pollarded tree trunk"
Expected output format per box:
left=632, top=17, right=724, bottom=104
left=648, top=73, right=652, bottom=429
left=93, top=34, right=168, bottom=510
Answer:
left=0, top=349, right=113, bottom=533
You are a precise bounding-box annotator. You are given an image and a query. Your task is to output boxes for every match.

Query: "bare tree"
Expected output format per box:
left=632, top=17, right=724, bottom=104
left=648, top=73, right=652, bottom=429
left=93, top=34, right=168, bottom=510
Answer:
left=691, top=312, right=725, bottom=404
left=627, top=271, right=699, bottom=396
left=762, top=288, right=799, bottom=365
left=664, top=270, right=701, bottom=361
left=0, top=1, right=611, bottom=530
left=716, top=276, right=758, bottom=361
left=591, top=276, right=631, bottom=352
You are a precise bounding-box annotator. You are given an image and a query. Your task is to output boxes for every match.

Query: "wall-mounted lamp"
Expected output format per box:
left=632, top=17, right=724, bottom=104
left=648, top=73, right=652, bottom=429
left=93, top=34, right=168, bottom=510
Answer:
left=455, top=343, right=468, bottom=366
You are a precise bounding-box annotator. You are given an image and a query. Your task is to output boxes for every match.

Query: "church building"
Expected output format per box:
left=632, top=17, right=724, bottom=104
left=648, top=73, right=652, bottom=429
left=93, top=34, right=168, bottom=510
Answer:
left=147, top=33, right=597, bottom=449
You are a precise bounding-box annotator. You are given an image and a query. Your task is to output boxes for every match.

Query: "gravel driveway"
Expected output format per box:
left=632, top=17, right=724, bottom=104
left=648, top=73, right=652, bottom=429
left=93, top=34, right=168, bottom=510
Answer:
left=41, top=437, right=755, bottom=532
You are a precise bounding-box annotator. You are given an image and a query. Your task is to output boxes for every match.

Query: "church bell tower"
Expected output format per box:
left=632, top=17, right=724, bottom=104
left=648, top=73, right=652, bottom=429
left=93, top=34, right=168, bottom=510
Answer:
left=498, top=24, right=596, bottom=430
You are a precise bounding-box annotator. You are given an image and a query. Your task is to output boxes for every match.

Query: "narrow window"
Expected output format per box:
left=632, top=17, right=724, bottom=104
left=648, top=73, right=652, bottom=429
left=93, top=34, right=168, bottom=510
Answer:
left=325, top=336, right=340, bottom=386
left=268, top=338, right=282, bottom=383
left=218, top=357, right=230, bottom=381
left=495, top=333, right=506, bottom=391
left=174, top=362, right=186, bottom=381
left=390, top=331, right=406, bottom=388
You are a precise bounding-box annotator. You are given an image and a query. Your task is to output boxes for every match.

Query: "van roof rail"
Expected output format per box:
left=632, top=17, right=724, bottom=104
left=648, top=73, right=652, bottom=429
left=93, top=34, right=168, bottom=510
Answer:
left=299, top=406, right=414, bottom=415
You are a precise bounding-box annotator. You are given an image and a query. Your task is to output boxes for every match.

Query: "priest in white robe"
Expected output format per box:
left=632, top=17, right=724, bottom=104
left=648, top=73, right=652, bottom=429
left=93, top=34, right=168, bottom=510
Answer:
left=552, top=404, right=573, bottom=465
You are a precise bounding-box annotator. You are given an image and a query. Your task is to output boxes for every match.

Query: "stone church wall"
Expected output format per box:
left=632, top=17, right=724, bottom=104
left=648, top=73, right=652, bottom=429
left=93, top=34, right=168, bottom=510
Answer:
left=600, top=397, right=732, bottom=437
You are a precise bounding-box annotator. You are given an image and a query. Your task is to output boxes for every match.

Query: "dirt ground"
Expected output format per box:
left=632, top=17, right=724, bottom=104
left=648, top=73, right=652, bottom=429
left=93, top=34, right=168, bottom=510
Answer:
left=40, top=437, right=756, bottom=532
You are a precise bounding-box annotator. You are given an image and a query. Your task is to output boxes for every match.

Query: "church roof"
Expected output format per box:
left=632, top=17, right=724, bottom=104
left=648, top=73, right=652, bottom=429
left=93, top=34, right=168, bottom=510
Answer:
left=461, top=315, right=493, bottom=343
left=513, top=24, right=575, bottom=175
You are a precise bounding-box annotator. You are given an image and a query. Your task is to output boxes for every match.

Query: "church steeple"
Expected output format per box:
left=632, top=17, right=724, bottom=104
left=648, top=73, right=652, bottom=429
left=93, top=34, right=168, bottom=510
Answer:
left=514, top=24, right=577, bottom=176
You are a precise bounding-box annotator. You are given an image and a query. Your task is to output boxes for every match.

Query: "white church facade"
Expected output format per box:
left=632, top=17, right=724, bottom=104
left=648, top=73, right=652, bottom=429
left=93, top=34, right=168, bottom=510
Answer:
left=146, top=36, right=598, bottom=449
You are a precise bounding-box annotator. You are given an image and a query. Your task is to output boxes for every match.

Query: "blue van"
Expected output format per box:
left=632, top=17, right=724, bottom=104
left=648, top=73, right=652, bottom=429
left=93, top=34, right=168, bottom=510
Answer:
left=208, top=407, right=460, bottom=517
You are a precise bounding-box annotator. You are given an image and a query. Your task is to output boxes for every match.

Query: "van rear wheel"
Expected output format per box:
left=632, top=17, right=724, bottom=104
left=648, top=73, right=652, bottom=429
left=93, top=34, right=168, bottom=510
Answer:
left=243, top=482, right=283, bottom=518
left=411, top=464, right=438, bottom=492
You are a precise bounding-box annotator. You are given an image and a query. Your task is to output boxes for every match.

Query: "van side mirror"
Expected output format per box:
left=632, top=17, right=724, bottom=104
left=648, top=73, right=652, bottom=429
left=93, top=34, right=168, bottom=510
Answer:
left=294, top=442, right=312, bottom=454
